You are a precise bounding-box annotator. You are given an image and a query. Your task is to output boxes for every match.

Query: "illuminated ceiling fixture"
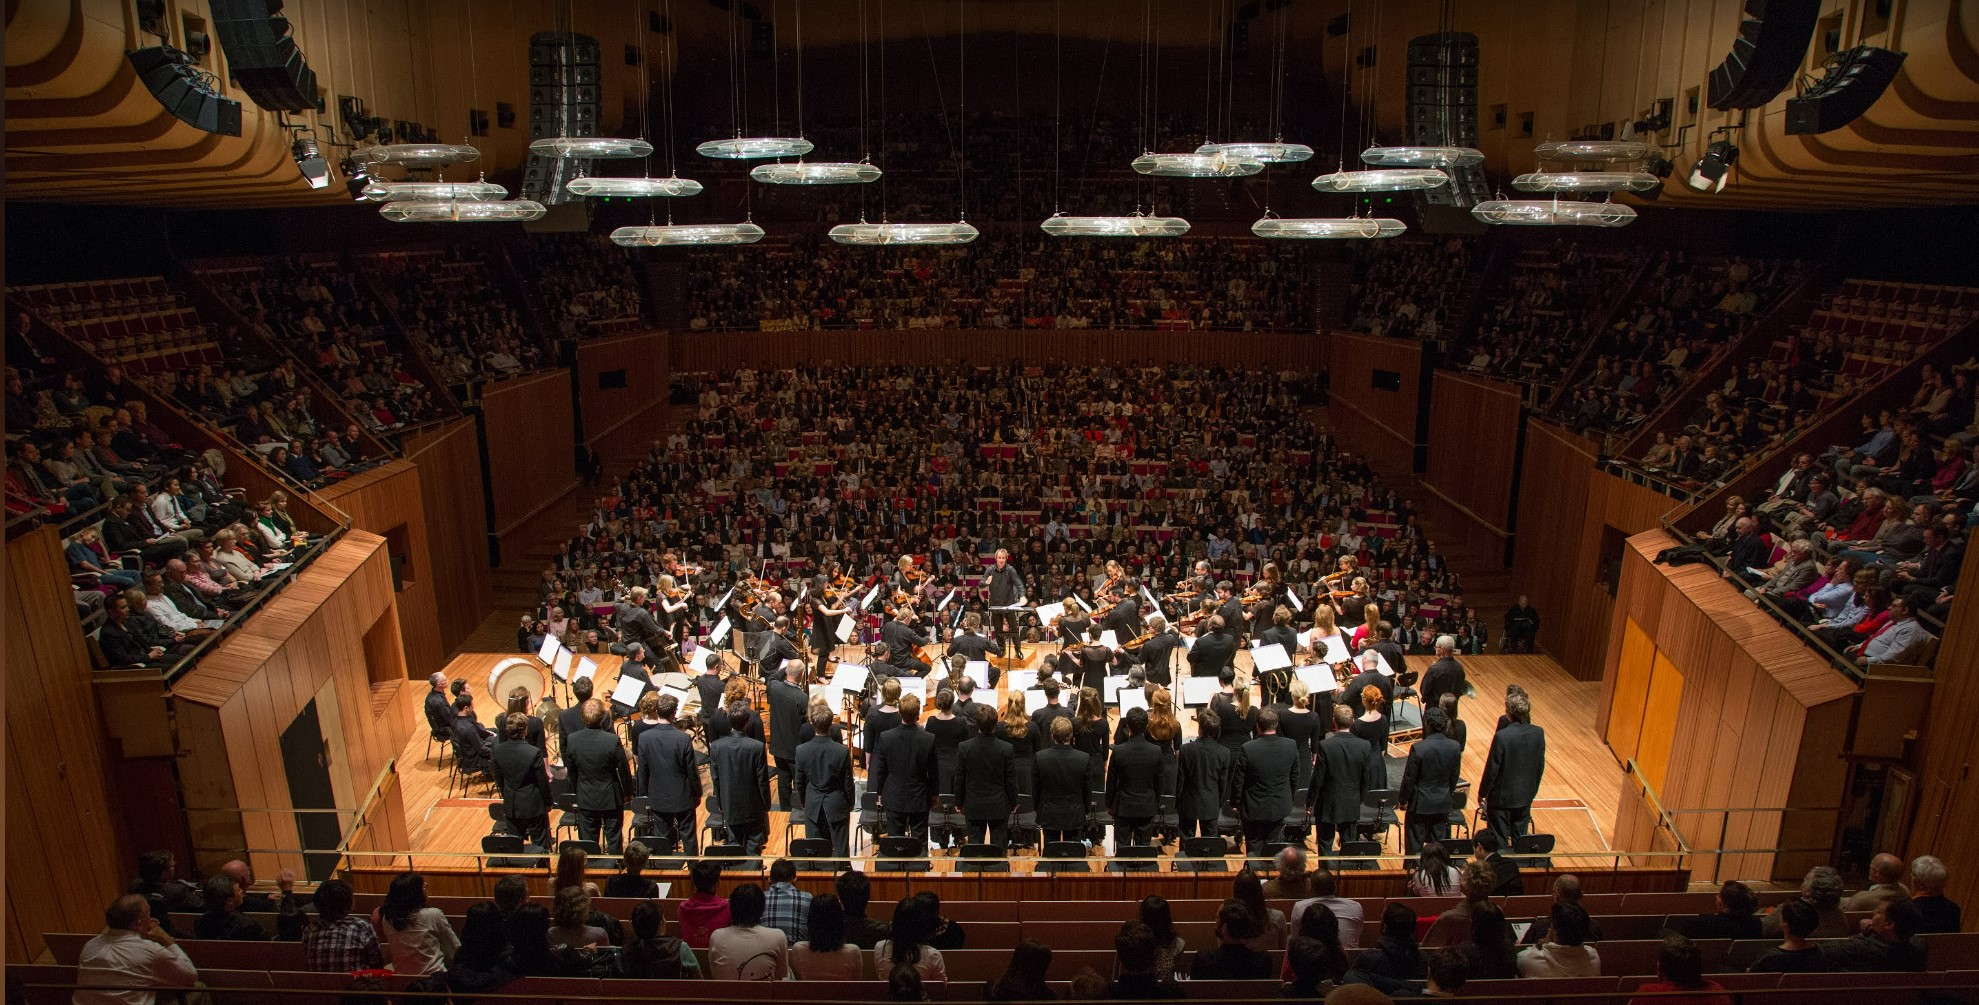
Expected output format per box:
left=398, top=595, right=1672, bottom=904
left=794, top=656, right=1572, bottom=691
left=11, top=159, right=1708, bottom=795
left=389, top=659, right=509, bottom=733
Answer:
left=1196, top=140, right=1314, bottom=163
left=696, top=136, right=815, bottom=160
left=1471, top=198, right=1637, bottom=227
left=351, top=143, right=481, bottom=168
left=565, top=176, right=703, bottom=198
left=1512, top=171, right=1662, bottom=194
left=528, top=136, right=654, bottom=159
left=1686, top=138, right=1739, bottom=193
left=381, top=199, right=548, bottom=223
left=1131, top=151, right=1265, bottom=177
left=1360, top=145, right=1484, bottom=168
left=828, top=221, right=979, bottom=245
left=1040, top=213, right=1191, bottom=238
left=749, top=162, right=883, bottom=185
left=1532, top=139, right=1653, bottom=162
left=1251, top=214, right=1406, bottom=240
left=360, top=179, right=508, bottom=203
left=1310, top=167, right=1449, bottom=193
left=609, top=222, right=767, bottom=247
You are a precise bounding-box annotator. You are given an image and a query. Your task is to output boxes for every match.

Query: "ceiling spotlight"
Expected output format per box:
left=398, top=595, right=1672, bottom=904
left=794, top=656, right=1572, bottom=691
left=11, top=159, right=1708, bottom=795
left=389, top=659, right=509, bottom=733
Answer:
left=1686, top=139, right=1739, bottom=193
left=292, top=136, right=331, bottom=190
left=340, top=158, right=371, bottom=200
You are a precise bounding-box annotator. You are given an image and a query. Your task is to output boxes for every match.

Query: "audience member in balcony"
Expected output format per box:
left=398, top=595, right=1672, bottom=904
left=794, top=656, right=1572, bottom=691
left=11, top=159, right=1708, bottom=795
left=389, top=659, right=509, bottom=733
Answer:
left=1843, top=852, right=1913, bottom=911
left=1909, top=855, right=1961, bottom=934
left=1762, top=865, right=1851, bottom=940
left=375, top=871, right=459, bottom=976
left=1852, top=596, right=1938, bottom=666
left=14, top=441, right=101, bottom=512
left=188, top=539, right=250, bottom=598
left=67, top=528, right=141, bottom=590
left=303, top=879, right=383, bottom=972
left=74, top=895, right=199, bottom=1005
left=1826, top=411, right=1900, bottom=484
left=140, top=574, right=214, bottom=635
left=99, top=592, right=173, bottom=667
left=1893, top=525, right=1964, bottom=610
left=128, top=850, right=204, bottom=924
left=1515, top=902, right=1600, bottom=978
left=101, top=495, right=189, bottom=566
left=1823, top=899, right=1928, bottom=972
left=209, top=529, right=267, bottom=583
left=193, top=874, right=273, bottom=941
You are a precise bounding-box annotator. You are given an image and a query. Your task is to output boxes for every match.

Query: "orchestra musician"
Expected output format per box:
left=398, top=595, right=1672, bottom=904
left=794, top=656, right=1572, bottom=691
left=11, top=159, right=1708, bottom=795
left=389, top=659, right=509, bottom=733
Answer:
left=1187, top=560, right=1217, bottom=598
left=1132, top=615, right=1183, bottom=686
left=1253, top=606, right=1302, bottom=705
left=983, top=549, right=1028, bottom=659
left=880, top=604, right=933, bottom=676
left=1100, top=578, right=1144, bottom=638
left=945, top=614, right=999, bottom=685
left=1051, top=596, right=1092, bottom=649
left=1187, top=615, right=1239, bottom=678
left=633, top=694, right=701, bottom=855
left=1074, top=625, right=1114, bottom=693
left=1214, top=581, right=1248, bottom=644
left=612, top=586, right=668, bottom=658
left=806, top=575, right=852, bottom=680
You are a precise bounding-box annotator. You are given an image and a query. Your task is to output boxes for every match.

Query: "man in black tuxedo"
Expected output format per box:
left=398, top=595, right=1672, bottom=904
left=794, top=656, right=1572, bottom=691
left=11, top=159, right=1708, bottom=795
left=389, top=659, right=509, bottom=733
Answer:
left=1311, top=705, right=1382, bottom=854
left=880, top=607, right=933, bottom=675
left=558, top=676, right=598, bottom=743
left=1421, top=636, right=1467, bottom=722
left=1338, top=649, right=1395, bottom=715
left=1033, top=717, right=1091, bottom=845
left=1237, top=709, right=1299, bottom=855
left=1399, top=707, right=1463, bottom=852
left=1101, top=586, right=1143, bottom=638
left=1134, top=616, right=1183, bottom=686
left=1029, top=680, right=1074, bottom=737
left=1215, top=581, right=1247, bottom=644
left=1187, top=616, right=1239, bottom=678
left=870, top=693, right=939, bottom=841
left=613, top=587, right=668, bottom=657
left=984, top=549, right=1028, bottom=658
left=766, top=659, right=809, bottom=811
left=956, top=706, right=1019, bottom=847
left=794, top=709, right=855, bottom=857
left=491, top=712, right=552, bottom=848
left=1478, top=692, right=1546, bottom=845
left=449, top=695, right=494, bottom=777
left=946, top=615, right=1000, bottom=686
left=1178, top=709, right=1233, bottom=839
left=563, top=699, right=632, bottom=853
left=423, top=672, right=455, bottom=743
left=754, top=617, right=804, bottom=682
left=1106, top=707, right=1165, bottom=846
left=690, top=665, right=727, bottom=738
left=709, top=701, right=772, bottom=854
left=951, top=672, right=985, bottom=725
left=633, top=694, right=702, bottom=854
left=1369, top=624, right=1407, bottom=679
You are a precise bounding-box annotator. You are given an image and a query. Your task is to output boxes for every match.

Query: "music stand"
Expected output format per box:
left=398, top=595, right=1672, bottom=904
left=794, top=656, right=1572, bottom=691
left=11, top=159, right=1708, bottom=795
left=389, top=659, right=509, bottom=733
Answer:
left=876, top=836, right=929, bottom=873
left=1038, top=841, right=1090, bottom=874
left=956, top=843, right=1009, bottom=874
left=786, top=838, right=841, bottom=872
left=702, top=843, right=750, bottom=872
left=1106, top=844, right=1161, bottom=873
left=1178, top=836, right=1232, bottom=872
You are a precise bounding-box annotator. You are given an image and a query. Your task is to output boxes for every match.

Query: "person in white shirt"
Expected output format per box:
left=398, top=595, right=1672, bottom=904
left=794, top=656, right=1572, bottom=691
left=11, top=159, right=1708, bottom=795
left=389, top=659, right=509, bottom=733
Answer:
left=1517, top=902, right=1601, bottom=978
left=1289, top=868, right=1364, bottom=951
left=709, top=884, right=790, bottom=980
left=139, top=575, right=208, bottom=633
left=147, top=480, right=202, bottom=540
left=789, top=894, right=865, bottom=980
left=74, top=895, right=199, bottom=1005
left=372, top=872, right=459, bottom=976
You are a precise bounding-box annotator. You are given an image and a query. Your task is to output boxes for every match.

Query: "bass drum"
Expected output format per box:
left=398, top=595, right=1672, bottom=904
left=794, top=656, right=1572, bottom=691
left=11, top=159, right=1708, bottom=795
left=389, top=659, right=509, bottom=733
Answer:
left=486, top=657, right=547, bottom=709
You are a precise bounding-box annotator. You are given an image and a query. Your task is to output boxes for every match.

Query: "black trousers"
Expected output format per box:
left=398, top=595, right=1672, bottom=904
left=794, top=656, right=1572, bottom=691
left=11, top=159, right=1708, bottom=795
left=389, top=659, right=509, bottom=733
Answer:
left=1181, top=818, right=1219, bottom=838
left=508, top=813, right=552, bottom=850
left=963, top=819, right=1011, bottom=847
left=893, top=654, right=931, bottom=676
left=576, top=808, right=624, bottom=853
left=886, top=810, right=929, bottom=842
left=727, top=817, right=767, bottom=855
left=806, top=811, right=853, bottom=858
left=1404, top=811, right=1448, bottom=853
left=1314, top=820, right=1355, bottom=855
left=773, top=757, right=795, bottom=810
left=1114, top=816, right=1153, bottom=847
left=646, top=809, right=698, bottom=855
left=991, top=610, right=1024, bottom=656
left=1242, top=818, right=1281, bottom=853
left=1487, top=804, right=1532, bottom=846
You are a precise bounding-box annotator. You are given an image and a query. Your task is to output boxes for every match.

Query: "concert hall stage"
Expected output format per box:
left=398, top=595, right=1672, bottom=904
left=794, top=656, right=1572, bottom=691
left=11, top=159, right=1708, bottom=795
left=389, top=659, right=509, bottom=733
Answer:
left=369, top=647, right=1637, bottom=883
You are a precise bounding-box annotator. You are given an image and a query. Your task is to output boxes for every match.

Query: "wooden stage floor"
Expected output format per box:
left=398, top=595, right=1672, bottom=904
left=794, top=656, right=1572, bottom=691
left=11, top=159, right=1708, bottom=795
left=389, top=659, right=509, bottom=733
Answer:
left=387, top=648, right=1625, bottom=873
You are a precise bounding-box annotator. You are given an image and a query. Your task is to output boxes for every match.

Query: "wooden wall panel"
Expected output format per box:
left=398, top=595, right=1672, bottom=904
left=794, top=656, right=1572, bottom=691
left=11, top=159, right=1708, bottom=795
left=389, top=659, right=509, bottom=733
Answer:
left=1326, top=331, right=1423, bottom=469
left=576, top=330, right=672, bottom=462
left=1421, top=370, right=1524, bottom=556
left=402, top=419, right=494, bottom=655
left=480, top=371, right=578, bottom=568
left=668, top=329, right=1327, bottom=374
left=5, top=526, right=127, bottom=963
left=1904, top=539, right=1979, bottom=916
left=315, top=462, right=442, bottom=680
left=171, top=533, right=410, bottom=879
left=1603, top=530, right=1858, bottom=883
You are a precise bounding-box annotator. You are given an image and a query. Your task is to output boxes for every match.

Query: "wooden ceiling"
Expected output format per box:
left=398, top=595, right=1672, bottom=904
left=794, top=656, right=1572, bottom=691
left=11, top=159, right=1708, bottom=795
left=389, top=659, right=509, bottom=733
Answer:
left=6, top=0, right=1976, bottom=210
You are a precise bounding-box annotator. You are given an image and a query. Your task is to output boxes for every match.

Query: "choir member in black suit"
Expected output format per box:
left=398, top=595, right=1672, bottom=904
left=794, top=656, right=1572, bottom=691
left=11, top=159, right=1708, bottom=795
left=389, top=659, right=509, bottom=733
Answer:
left=1106, top=707, right=1166, bottom=847
left=1178, top=709, right=1233, bottom=839
left=766, top=659, right=810, bottom=811
left=1034, top=718, right=1091, bottom=845
left=564, top=699, right=633, bottom=853
left=1422, top=636, right=1468, bottom=721
left=709, top=700, right=772, bottom=854
left=1029, top=679, right=1074, bottom=737
left=1399, top=708, right=1464, bottom=852
left=1188, top=616, right=1239, bottom=678
left=1478, top=692, right=1547, bottom=845
left=871, top=694, right=939, bottom=841
left=559, top=677, right=597, bottom=743
left=504, top=688, right=547, bottom=759
left=1311, top=705, right=1382, bottom=854
left=1237, top=709, right=1299, bottom=855
left=956, top=706, right=1020, bottom=847
left=491, top=712, right=551, bottom=849
left=794, top=709, right=855, bottom=857
left=633, top=695, right=701, bottom=854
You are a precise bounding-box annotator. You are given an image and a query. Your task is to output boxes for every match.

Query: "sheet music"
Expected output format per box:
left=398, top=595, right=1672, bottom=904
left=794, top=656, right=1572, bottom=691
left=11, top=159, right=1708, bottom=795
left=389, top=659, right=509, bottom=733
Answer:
left=989, top=604, right=1029, bottom=612
left=1098, top=629, right=1120, bottom=648
left=938, top=588, right=958, bottom=611
left=656, top=672, right=693, bottom=690
left=831, top=663, right=871, bottom=693
left=1033, top=601, right=1066, bottom=625
left=1286, top=588, right=1304, bottom=614
left=686, top=648, right=718, bottom=673
left=712, top=587, right=736, bottom=612
left=574, top=657, right=599, bottom=682
left=1004, top=669, right=1038, bottom=692
left=1294, top=665, right=1331, bottom=694
left=1023, top=689, right=1051, bottom=715
left=861, top=583, right=882, bottom=610
left=835, top=615, right=856, bottom=643
left=1074, top=595, right=1093, bottom=612
left=552, top=648, right=575, bottom=682
left=1142, top=585, right=1166, bottom=624
left=536, top=635, right=562, bottom=666
left=1378, top=649, right=1404, bottom=676
left=1181, top=633, right=1196, bottom=651
left=1180, top=676, right=1219, bottom=707
left=1118, top=687, right=1149, bottom=714
left=808, top=682, right=843, bottom=707
left=1317, top=634, right=1351, bottom=665
left=1103, top=675, right=1129, bottom=704
left=1251, top=642, right=1293, bottom=672
left=963, top=660, right=991, bottom=685
left=610, top=673, right=648, bottom=707
left=660, top=685, right=693, bottom=710
left=894, top=676, right=927, bottom=702
left=709, top=616, right=732, bottom=647
left=794, top=583, right=809, bottom=606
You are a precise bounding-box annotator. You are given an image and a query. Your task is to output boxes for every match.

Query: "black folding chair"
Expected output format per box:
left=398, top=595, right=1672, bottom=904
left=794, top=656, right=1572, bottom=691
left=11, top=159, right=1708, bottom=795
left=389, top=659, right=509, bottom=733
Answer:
left=1038, top=840, right=1090, bottom=874
left=786, top=837, right=840, bottom=872
left=876, top=835, right=929, bottom=873
left=956, top=842, right=1009, bottom=873
left=1357, top=788, right=1400, bottom=848
left=1512, top=832, right=1556, bottom=870
left=856, top=790, right=884, bottom=855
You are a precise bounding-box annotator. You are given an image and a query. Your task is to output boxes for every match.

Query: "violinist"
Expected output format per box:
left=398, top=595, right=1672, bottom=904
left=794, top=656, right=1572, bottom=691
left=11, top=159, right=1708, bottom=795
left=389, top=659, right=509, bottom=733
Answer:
left=1247, top=563, right=1287, bottom=626
left=1214, top=580, right=1247, bottom=645
left=1100, top=577, right=1144, bottom=638
left=1097, top=559, right=1128, bottom=601
left=1074, top=624, right=1115, bottom=693
left=879, top=603, right=933, bottom=676
left=750, top=590, right=783, bottom=637
left=755, top=615, right=805, bottom=683
left=1052, top=595, right=1092, bottom=648
left=1130, top=614, right=1182, bottom=686
left=806, top=575, right=852, bottom=680
left=1188, top=559, right=1217, bottom=598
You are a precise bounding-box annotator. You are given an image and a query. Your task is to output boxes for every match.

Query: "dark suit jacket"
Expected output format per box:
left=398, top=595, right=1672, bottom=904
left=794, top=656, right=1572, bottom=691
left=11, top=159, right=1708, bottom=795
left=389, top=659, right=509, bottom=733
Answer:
left=1137, top=632, right=1183, bottom=684
left=1033, top=745, right=1091, bottom=831
left=1421, top=658, right=1466, bottom=718
left=634, top=722, right=701, bottom=814
left=1101, top=598, right=1142, bottom=637
left=871, top=723, right=939, bottom=814
left=1106, top=735, right=1165, bottom=818
left=1479, top=721, right=1546, bottom=809
left=793, top=735, right=853, bottom=822
left=1237, top=734, right=1299, bottom=822
left=956, top=734, right=1019, bottom=822
left=756, top=634, right=802, bottom=681
left=709, top=733, right=771, bottom=825
left=766, top=678, right=808, bottom=760
left=1311, top=730, right=1382, bottom=823
left=492, top=739, right=550, bottom=819
left=1217, top=597, right=1247, bottom=635
left=1177, top=737, right=1233, bottom=821
left=1187, top=631, right=1238, bottom=676
left=564, top=727, right=632, bottom=812
left=1030, top=703, right=1074, bottom=738
left=1341, top=669, right=1394, bottom=714
left=558, top=705, right=594, bottom=744
left=422, top=690, right=455, bottom=735
left=946, top=633, right=997, bottom=663
left=1400, top=733, right=1463, bottom=816
left=985, top=566, right=1026, bottom=607
left=615, top=603, right=667, bottom=652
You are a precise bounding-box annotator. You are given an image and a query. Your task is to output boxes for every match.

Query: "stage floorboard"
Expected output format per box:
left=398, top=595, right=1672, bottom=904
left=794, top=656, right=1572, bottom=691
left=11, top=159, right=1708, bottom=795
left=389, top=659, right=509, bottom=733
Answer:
left=385, top=648, right=1623, bottom=873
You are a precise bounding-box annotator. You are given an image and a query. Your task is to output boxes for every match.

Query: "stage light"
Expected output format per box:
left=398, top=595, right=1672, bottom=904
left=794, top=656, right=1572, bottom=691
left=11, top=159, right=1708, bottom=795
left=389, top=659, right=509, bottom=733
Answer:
left=340, top=158, right=371, bottom=200
left=292, top=136, right=331, bottom=190
left=1686, top=139, right=1738, bottom=193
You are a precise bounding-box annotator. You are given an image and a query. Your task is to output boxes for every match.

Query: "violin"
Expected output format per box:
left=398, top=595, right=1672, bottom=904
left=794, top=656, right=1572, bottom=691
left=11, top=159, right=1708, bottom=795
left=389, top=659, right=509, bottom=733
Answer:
left=1120, top=629, right=1158, bottom=650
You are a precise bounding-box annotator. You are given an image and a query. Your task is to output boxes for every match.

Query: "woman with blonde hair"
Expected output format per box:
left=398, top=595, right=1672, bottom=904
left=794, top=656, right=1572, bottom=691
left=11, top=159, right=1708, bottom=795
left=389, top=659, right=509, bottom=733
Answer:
left=1274, top=678, right=1322, bottom=800
left=999, top=691, right=1042, bottom=796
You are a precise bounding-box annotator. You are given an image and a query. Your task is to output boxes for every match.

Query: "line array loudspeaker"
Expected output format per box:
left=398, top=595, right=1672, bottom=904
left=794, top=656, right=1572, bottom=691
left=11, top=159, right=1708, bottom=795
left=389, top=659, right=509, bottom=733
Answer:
left=1706, top=0, right=1820, bottom=110
left=1785, top=46, right=1907, bottom=135
left=127, top=46, right=243, bottom=136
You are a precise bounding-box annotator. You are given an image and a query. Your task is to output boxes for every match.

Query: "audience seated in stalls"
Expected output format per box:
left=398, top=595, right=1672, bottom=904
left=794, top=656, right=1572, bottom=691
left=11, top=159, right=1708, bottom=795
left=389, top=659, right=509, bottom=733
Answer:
left=1823, top=898, right=1930, bottom=972
left=791, top=894, right=865, bottom=982
left=373, top=871, right=458, bottom=977
left=301, top=879, right=382, bottom=973
left=1109, top=921, right=1183, bottom=1000
left=1746, top=898, right=1833, bottom=974
left=1762, top=864, right=1852, bottom=939
left=1670, top=879, right=1764, bottom=941
left=442, top=902, right=520, bottom=993
left=1291, top=868, right=1365, bottom=952
left=838, top=869, right=892, bottom=950
left=603, top=841, right=662, bottom=899
left=73, top=895, right=200, bottom=1005
left=1420, top=861, right=1496, bottom=948
left=1353, top=901, right=1426, bottom=982
left=1626, top=935, right=1733, bottom=1005
left=1516, top=901, right=1600, bottom=978
left=1844, top=851, right=1914, bottom=910
left=708, top=883, right=790, bottom=980
left=547, top=887, right=611, bottom=952
left=1191, top=899, right=1276, bottom=980
left=614, top=899, right=702, bottom=978
left=983, top=938, right=1054, bottom=1002
left=876, top=895, right=949, bottom=985
left=1910, top=854, right=1963, bottom=934
left=762, top=857, right=813, bottom=945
